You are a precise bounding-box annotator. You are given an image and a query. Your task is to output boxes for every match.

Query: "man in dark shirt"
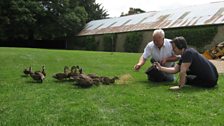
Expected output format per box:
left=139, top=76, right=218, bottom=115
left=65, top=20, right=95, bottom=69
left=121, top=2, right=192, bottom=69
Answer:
left=154, top=36, right=218, bottom=90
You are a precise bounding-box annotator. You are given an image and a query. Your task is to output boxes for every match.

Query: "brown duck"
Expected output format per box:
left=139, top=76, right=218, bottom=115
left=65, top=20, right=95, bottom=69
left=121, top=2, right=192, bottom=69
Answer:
left=68, top=66, right=79, bottom=78
left=69, top=67, right=83, bottom=80
left=29, top=67, right=45, bottom=83
left=100, top=76, right=119, bottom=85
left=74, top=74, right=95, bottom=88
left=23, top=66, right=32, bottom=76
left=35, top=66, right=46, bottom=76
left=52, top=66, right=69, bottom=80
left=87, top=73, right=100, bottom=79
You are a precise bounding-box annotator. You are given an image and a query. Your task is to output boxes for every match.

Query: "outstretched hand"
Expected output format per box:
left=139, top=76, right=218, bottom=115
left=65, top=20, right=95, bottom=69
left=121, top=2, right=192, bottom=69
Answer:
left=134, top=64, right=141, bottom=71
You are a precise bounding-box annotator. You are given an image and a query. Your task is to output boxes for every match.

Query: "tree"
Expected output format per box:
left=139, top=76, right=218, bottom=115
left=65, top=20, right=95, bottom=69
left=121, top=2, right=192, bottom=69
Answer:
left=0, top=0, right=108, bottom=41
left=0, top=0, right=43, bottom=40
left=121, top=7, right=146, bottom=17
left=79, top=0, right=109, bottom=22
left=35, top=0, right=88, bottom=39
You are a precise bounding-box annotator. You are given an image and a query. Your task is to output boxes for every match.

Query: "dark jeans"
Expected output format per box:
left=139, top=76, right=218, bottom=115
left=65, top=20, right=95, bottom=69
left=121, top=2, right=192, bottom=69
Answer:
left=145, top=65, right=174, bottom=82
left=145, top=58, right=174, bottom=82
left=186, top=75, right=218, bottom=88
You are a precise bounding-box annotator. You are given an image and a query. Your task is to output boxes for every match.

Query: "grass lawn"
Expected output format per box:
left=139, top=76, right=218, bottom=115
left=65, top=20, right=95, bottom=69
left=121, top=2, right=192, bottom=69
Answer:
left=0, top=47, right=224, bottom=126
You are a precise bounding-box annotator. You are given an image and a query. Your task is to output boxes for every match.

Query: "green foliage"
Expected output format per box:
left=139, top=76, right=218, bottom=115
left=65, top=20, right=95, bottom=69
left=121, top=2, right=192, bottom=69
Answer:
left=84, top=36, right=99, bottom=51
left=0, top=0, right=108, bottom=41
left=102, top=34, right=117, bottom=52
left=0, top=0, right=44, bottom=40
left=0, top=47, right=224, bottom=125
left=124, top=32, right=143, bottom=52
left=165, top=26, right=218, bottom=52
left=79, top=0, right=109, bottom=22
left=121, top=7, right=145, bottom=17
left=75, top=36, right=99, bottom=50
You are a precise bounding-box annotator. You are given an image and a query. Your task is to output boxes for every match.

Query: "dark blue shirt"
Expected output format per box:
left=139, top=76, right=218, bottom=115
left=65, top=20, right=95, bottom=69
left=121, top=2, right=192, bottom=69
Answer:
left=178, top=48, right=218, bottom=82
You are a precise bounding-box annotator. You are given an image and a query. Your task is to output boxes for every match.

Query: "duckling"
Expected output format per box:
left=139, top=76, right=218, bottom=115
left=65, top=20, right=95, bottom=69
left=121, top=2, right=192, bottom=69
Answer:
left=29, top=68, right=45, bottom=83
left=23, top=66, right=32, bottom=76
left=41, top=66, right=46, bottom=76
left=101, top=76, right=119, bottom=85
left=35, top=66, right=46, bottom=76
left=87, top=73, right=99, bottom=79
left=52, top=66, right=69, bottom=81
left=86, top=73, right=101, bottom=85
left=68, top=66, right=79, bottom=78
left=112, top=76, right=119, bottom=83
left=79, top=68, right=83, bottom=74
left=92, top=78, right=101, bottom=86
left=70, top=67, right=83, bottom=80
left=74, top=74, right=94, bottom=88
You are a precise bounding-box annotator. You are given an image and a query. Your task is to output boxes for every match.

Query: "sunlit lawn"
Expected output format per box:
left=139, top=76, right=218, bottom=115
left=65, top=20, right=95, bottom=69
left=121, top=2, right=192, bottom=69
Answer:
left=0, top=47, right=223, bottom=125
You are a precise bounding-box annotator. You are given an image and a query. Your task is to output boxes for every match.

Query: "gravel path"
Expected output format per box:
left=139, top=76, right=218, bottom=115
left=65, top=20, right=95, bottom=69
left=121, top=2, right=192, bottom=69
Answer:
left=209, top=60, right=224, bottom=74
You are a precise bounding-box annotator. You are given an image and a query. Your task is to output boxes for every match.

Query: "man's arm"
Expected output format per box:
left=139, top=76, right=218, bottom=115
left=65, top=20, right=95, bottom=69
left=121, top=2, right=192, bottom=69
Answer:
left=161, top=55, right=179, bottom=65
left=178, top=62, right=191, bottom=88
left=166, top=55, right=179, bottom=62
left=134, top=55, right=147, bottom=71
left=154, top=62, right=180, bottom=74
left=169, top=62, right=191, bottom=90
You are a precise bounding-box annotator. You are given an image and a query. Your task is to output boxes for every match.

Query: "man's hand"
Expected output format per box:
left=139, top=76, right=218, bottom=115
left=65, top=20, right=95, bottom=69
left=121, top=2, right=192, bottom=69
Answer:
left=134, top=64, right=141, bottom=71
left=160, top=58, right=167, bottom=66
left=154, top=62, right=162, bottom=71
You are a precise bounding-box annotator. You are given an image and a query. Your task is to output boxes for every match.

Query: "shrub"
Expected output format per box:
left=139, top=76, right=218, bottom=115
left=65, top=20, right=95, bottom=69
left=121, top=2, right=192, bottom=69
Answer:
left=102, top=34, right=117, bottom=52
left=165, top=26, right=218, bottom=52
left=124, top=32, right=143, bottom=52
left=75, top=36, right=99, bottom=50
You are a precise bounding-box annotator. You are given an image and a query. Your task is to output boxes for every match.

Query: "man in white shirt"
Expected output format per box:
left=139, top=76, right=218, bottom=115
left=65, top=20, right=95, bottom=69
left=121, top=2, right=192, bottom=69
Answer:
left=134, top=29, right=178, bottom=82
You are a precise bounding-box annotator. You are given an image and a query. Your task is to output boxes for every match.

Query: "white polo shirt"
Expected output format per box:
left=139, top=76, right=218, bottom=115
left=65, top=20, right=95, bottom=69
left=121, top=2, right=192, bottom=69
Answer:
left=143, top=38, right=174, bottom=67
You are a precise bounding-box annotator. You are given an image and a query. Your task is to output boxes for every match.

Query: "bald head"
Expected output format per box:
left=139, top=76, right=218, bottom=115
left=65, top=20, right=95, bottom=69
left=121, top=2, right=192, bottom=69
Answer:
left=152, top=29, right=165, bottom=48
left=153, top=29, right=165, bottom=38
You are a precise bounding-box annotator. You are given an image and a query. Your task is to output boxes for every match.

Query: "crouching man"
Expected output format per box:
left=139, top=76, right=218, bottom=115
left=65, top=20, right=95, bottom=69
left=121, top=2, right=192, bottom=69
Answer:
left=134, top=29, right=178, bottom=82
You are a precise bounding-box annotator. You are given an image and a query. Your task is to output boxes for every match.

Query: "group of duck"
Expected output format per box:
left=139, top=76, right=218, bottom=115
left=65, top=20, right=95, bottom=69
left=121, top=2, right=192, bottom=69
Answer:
left=23, top=66, right=46, bottom=83
left=23, top=65, right=119, bottom=88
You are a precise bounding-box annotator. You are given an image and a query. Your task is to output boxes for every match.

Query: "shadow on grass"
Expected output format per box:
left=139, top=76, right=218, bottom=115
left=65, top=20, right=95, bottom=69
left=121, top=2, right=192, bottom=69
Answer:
left=21, top=75, right=29, bottom=77
left=52, top=80, right=72, bottom=84
left=179, top=85, right=219, bottom=93
left=136, top=80, right=218, bottom=93
left=72, top=86, right=92, bottom=90
left=137, top=80, right=176, bottom=87
left=25, top=80, right=43, bottom=84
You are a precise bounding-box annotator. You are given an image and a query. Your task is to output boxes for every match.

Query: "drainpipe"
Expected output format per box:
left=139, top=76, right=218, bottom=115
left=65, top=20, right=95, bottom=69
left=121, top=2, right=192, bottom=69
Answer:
left=111, top=35, right=114, bottom=55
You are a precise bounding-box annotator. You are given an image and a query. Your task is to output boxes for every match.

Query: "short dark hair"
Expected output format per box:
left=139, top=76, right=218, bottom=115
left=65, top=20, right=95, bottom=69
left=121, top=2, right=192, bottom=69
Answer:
left=171, top=36, right=187, bottom=49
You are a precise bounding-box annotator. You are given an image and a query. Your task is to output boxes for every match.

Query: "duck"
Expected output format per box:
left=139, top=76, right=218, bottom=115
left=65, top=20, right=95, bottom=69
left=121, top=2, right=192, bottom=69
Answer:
left=70, top=67, right=83, bottom=80
left=52, top=66, right=69, bottom=81
left=69, top=66, right=84, bottom=81
left=35, top=66, right=46, bottom=76
left=23, top=66, right=32, bottom=76
left=79, top=68, right=83, bottom=74
left=74, top=74, right=94, bottom=88
left=87, top=73, right=99, bottom=79
left=41, top=66, right=46, bottom=76
left=86, top=73, right=101, bottom=85
left=92, top=78, right=101, bottom=86
left=29, top=67, right=45, bottom=83
left=68, top=66, right=79, bottom=78
left=101, top=76, right=119, bottom=85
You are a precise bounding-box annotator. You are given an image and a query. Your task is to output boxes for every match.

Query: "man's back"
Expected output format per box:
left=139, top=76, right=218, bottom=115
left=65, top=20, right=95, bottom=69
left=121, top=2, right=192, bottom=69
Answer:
left=181, top=48, right=218, bottom=82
